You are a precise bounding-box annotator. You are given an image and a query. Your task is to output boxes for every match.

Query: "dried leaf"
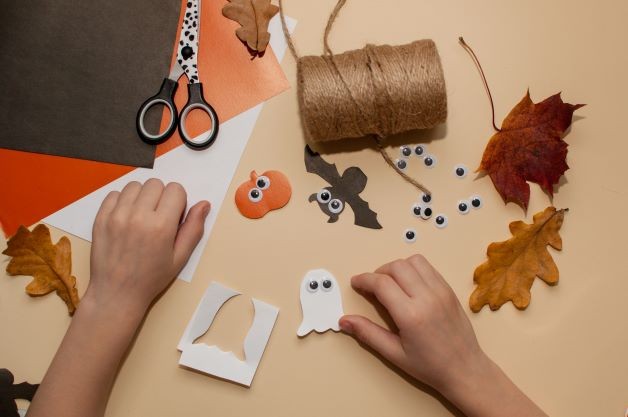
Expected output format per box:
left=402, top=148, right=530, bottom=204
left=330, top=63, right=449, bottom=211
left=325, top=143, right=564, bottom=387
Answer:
left=470, top=207, right=567, bottom=312
left=2, top=224, right=79, bottom=315
left=222, top=0, right=279, bottom=53
left=479, top=91, right=584, bottom=209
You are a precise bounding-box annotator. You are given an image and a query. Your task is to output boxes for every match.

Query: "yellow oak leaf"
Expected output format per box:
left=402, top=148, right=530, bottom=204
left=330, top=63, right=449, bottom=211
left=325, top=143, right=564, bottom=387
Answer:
left=2, top=224, right=80, bottom=315
left=222, top=0, right=279, bottom=54
left=470, top=207, right=566, bottom=312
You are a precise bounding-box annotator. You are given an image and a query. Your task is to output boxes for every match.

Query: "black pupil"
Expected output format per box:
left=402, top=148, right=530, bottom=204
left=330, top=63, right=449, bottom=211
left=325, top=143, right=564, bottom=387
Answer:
left=397, top=160, right=407, bottom=169
left=413, top=206, right=421, bottom=215
left=322, top=279, right=332, bottom=289
left=436, top=216, right=444, bottom=224
left=422, top=194, right=431, bottom=203
left=321, top=191, right=330, bottom=201
left=415, top=146, right=424, bottom=155
left=424, top=207, right=432, bottom=216
left=472, top=198, right=481, bottom=207
left=331, top=200, right=340, bottom=209
left=402, top=147, right=411, bottom=156
left=250, top=189, right=260, bottom=198
left=406, top=231, right=415, bottom=239
left=257, top=178, right=266, bottom=188
left=425, top=157, right=433, bottom=166
left=309, top=280, right=318, bottom=290
left=456, top=168, right=465, bottom=176
left=459, top=203, right=468, bottom=211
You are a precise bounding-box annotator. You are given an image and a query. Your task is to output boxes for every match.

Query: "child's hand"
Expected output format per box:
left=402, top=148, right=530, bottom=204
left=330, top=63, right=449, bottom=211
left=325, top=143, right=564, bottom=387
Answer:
left=87, top=179, right=210, bottom=315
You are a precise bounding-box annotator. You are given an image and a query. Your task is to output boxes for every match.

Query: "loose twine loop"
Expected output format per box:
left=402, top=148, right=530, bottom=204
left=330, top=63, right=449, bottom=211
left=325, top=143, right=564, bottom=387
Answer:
left=279, top=0, right=447, bottom=195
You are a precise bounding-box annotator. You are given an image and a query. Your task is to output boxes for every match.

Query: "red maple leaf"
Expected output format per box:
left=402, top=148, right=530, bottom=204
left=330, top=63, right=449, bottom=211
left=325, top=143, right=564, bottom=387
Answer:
left=478, top=91, right=584, bottom=209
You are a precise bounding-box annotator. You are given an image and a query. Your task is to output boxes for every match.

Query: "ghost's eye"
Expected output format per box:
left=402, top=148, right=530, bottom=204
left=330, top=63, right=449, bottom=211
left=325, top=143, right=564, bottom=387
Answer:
left=321, top=279, right=333, bottom=291
left=395, top=158, right=408, bottom=171
left=307, top=279, right=319, bottom=293
left=423, top=154, right=437, bottom=168
left=404, top=228, right=417, bottom=243
left=421, top=192, right=432, bottom=204
left=328, top=199, right=344, bottom=214
left=457, top=200, right=471, bottom=215
left=435, top=214, right=448, bottom=229
left=400, top=146, right=412, bottom=157
left=470, top=195, right=483, bottom=209
left=411, top=203, right=422, bottom=217
left=256, top=175, right=271, bottom=190
left=420, top=206, right=433, bottom=220
left=248, top=188, right=263, bottom=203
left=414, top=145, right=425, bottom=156
left=317, top=189, right=332, bottom=204
left=454, top=164, right=468, bottom=179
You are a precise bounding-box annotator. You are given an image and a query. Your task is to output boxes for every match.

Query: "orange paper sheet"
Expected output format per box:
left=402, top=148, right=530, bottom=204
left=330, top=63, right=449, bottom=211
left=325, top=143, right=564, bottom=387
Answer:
left=0, top=0, right=289, bottom=237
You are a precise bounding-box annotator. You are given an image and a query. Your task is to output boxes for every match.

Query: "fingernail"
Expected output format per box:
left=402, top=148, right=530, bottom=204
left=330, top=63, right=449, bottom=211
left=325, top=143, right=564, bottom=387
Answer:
left=202, top=202, right=211, bottom=218
left=339, top=318, right=353, bottom=334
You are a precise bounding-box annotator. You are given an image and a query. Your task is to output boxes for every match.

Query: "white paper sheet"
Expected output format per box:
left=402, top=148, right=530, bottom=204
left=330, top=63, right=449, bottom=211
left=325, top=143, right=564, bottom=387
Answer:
left=43, top=16, right=297, bottom=282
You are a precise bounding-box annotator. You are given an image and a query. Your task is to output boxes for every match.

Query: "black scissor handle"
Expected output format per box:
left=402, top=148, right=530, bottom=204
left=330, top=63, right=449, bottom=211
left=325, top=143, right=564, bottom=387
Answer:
left=136, top=78, right=179, bottom=144
left=178, top=83, right=220, bottom=150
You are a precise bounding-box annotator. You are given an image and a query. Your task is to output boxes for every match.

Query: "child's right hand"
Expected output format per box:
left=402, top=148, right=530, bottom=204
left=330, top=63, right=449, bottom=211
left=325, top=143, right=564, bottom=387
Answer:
left=340, top=255, right=548, bottom=417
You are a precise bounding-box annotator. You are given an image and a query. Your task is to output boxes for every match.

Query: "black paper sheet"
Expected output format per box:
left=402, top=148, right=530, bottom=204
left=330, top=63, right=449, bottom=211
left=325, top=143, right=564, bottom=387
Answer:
left=0, top=0, right=181, bottom=167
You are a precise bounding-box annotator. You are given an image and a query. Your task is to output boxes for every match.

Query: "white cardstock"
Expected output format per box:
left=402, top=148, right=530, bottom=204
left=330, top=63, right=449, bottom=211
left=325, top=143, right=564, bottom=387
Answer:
left=178, top=282, right=279, bottom=387
left=297, top=269, right=344, bottom=337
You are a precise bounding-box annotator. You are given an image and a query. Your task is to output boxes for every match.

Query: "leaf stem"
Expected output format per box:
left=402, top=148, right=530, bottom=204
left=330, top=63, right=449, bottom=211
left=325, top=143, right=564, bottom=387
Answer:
left=459, top=37, right=501, bottom=132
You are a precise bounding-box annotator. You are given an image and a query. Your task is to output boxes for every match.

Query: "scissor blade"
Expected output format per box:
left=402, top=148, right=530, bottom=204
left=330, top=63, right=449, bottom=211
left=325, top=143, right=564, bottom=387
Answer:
left=176, top=0, right=201, bottom=83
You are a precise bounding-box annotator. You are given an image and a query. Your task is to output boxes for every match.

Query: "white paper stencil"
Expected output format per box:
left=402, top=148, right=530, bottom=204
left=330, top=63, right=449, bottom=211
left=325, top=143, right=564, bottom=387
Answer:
left=297, top=269, right=344, bottom=337
left=178, top=282, right=279, bottom=387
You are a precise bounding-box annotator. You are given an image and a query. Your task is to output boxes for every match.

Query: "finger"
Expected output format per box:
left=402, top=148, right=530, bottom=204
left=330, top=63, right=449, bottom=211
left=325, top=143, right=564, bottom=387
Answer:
left=173, top=201, right=211, bottom=271
left=93, top=191, right=120, bottom=233
left=115, top=181, right=142, bottom=211
left=339, top=315, right=405, bottom=366
left=375, top=259, right=426, bottom=297
left=351, top=273, right=410, bottom=322
left=406, top=254, right=449, bottom=293
left=157, top=182, right=188, bottom=225
left=135, top=178, right=165, bottom=211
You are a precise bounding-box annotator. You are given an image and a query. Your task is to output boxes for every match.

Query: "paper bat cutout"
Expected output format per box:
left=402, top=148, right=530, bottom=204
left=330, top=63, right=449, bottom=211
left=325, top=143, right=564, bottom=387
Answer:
left=0, top=369, right=38, bottom=417
left=304, top=146, right=382, bottom=229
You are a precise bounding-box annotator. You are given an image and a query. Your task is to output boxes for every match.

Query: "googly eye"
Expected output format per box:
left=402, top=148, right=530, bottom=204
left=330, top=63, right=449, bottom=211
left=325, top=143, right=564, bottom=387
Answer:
left=317, top=189, right=332, bottom=204
left=434, top=214, right=448, bottom=229
left=248, top=188, right=263, bottom=203
left=457, top=199, right=471, bottom=215
left=414, top=145, right=426, bottom=157
left=395, top=158, right=408, bottom=171
left=256, top=175, right=270, bottom=190
left=423, top=154, right=437, bottom=168
left=454, top=164, right=468, bottom=179
left=400, top=146, right=412, bottom=158
left=321, top=279, right=333, bottom=291
left=411, top=203, right=423, bottom=218
left=404, top=228, right=417, bottom=243
left=420, top=206, right=433, bottom=220
left=420, top=192, right=432, bottom=204
left=307, top=279, right=319, bottom=293
left=470, top=195, right=483, bottom=209
left=328, top=199, right=344, bottom=214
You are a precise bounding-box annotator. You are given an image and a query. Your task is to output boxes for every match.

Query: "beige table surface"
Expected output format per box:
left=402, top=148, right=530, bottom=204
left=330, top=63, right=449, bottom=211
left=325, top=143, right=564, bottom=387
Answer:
left=2, top=0, right=628, bottom=415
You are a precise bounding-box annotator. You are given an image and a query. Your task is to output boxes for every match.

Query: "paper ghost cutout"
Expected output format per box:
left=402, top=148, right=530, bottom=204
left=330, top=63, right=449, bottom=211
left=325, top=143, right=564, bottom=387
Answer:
left=297, top=269, right=344, bottom=337
left=178, top=282, right=279, bottom=387
left=235, top=170, right=292, bottom=219
left=0, top=369, right=38, bottom=417
left=304, top=146, right=382, bottom=229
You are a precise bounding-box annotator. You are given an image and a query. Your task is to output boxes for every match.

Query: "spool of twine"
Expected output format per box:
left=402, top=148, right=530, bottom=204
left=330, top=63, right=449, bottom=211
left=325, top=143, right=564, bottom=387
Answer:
left=279, top=0, right=447, bottom=194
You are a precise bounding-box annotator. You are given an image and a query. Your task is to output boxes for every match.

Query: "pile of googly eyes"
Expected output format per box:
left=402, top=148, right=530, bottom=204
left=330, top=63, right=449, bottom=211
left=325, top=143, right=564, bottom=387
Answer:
left=395, top=145, right=437, bottom=171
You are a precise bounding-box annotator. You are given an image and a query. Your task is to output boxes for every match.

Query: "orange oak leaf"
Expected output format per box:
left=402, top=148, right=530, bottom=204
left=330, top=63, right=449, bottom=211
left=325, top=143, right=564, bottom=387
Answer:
left=222, top=0, right=279, bottom=54
left=470, top=207, right=566, bottom=312
left=2, top=224, right=80, bottom=315
left=478, top=91, right=584, bottom=209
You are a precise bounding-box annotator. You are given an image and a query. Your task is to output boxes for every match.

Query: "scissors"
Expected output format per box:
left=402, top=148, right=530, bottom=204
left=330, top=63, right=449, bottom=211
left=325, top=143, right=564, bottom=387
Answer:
left=136, top=0, right=219, bottom=149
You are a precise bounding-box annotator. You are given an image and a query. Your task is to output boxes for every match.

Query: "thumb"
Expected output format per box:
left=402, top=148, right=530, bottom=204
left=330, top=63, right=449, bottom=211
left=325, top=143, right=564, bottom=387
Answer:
left=173, top=201, right=211, bottom=271
left=340, top=315, right=405, bottom=366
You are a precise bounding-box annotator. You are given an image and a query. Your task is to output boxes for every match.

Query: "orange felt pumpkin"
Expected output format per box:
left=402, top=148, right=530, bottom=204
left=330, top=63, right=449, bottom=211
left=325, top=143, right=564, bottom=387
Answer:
left=235, top=170, right=292, bottom=219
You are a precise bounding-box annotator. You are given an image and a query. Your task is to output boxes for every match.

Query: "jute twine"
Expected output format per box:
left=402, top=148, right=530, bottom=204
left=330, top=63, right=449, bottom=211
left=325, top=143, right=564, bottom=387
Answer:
left=279, top=0, right=447, bottom=194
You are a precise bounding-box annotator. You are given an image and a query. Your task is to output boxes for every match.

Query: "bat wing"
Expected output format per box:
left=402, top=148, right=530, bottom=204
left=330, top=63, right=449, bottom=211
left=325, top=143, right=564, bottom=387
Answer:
left=304, top=145, right=341, bottom=186
left=346, top=195, right=382, bottom=229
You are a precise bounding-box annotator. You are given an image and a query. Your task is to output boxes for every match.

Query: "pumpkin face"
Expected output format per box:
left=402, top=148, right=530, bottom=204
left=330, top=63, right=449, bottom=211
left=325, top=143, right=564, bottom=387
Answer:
left=235, top=170, right=292, bottom=219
